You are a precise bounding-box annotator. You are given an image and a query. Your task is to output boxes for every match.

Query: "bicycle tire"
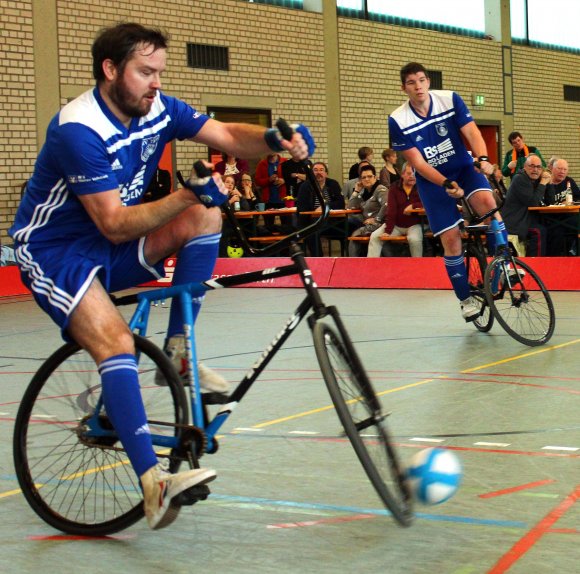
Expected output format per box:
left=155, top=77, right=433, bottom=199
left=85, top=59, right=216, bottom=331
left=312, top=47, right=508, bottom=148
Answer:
left=484, top=256, right=556, bottom=346
left=312, top=320, right=413, bottom=526
left=13, top=334, right=188, bottom=536
left=465, top=243, right=494, bottom=332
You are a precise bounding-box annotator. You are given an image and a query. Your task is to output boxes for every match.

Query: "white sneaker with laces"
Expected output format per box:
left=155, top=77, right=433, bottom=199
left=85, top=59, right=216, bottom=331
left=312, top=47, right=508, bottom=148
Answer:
left=141, top=463, right=216, bottom=530
left=460, top=296, right=480, bottom=322
left=155, top=335, right=229, bottom=394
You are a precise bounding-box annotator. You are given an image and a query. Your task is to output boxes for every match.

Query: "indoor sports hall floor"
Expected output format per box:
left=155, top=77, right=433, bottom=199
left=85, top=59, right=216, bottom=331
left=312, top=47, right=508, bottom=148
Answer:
left=1, top=287, right=579, bottom=574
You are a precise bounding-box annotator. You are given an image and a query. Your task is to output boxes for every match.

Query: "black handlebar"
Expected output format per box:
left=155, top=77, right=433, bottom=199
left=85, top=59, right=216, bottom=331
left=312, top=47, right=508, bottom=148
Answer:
left=193, top=160, right=212, bottom=179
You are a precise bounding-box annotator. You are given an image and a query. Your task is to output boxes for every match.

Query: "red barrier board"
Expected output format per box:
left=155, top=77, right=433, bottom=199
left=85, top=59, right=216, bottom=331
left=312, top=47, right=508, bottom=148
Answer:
left=330, top=257, right=450, bottom=289
left=0, top=266, right=29, bottom=296
left=2, top=257, right=580, bottom=297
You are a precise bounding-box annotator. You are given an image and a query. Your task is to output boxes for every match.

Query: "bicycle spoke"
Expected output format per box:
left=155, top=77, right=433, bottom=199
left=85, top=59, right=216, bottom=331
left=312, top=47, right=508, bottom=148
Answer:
left=485, top=257, right=555, bottom=346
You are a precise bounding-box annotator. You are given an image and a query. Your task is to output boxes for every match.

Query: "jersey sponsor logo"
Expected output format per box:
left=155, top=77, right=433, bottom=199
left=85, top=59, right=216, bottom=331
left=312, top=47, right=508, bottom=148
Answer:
left=67, top=174, right=109, bottom=184
left=119, top=164, right=146, bottom=204
left=423, top=138, right=456, bottom=167
left=435, top=122, right=448, bottom=137
left=111, top=158, right=123, bottom=170
left=141, top=134, right=160, bottom=162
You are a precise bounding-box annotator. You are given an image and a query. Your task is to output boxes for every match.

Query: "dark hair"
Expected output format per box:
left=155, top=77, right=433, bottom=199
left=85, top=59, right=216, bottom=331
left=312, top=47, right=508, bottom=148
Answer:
left=508, top=131, right=523, bottom=144
left=312, top=161, right=328, bottom=173
left=357, top=160, right=370, bottom=174
left=357, top=146, right=373, bottom=160
left=92, top=23, right=168, bottom=82
left=400, top=62, right=428, bottom=85
left=359, top=164, right=376, bottom=176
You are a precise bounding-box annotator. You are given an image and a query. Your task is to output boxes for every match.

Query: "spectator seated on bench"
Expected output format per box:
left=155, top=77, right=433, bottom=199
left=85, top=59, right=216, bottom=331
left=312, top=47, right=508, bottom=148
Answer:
left=347, top=164, right=388, bottom=257
left=368, top=162, right=424, bottom=257
left=297, top=161, right=345, bottom=257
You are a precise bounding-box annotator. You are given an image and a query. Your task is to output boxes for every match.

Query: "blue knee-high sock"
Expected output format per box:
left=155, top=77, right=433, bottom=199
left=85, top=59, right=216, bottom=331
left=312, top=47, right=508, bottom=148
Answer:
left=485, top=220, right=508, bottom=255
left=444, top=254, right=471, bottom=301
left=98, top=354, right=158, bottom=478
left=167, top=233, right=221, bottom=338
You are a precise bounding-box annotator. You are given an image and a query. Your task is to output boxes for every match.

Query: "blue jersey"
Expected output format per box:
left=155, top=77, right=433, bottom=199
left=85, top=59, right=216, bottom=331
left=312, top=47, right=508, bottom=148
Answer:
left=10, top=87, right=209, bottom=244
left=388, top=90, right=474, bottom=179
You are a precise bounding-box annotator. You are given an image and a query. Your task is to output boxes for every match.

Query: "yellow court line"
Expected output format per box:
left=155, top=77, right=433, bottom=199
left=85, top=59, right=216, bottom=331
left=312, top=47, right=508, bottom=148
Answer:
left=461, top=338, right=580, bottom=374
left=253, top=337, right=580, bottom=430
left=252, top=378, right=438, bottom=429
left=0, top=488, right=22, bottom=499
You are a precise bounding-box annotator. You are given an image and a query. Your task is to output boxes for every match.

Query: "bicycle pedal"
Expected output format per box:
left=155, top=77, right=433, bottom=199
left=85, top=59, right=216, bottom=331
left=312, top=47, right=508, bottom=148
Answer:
left=174, top=483, right=211, bottom=507
left=202, top=392, right=230, bottom=405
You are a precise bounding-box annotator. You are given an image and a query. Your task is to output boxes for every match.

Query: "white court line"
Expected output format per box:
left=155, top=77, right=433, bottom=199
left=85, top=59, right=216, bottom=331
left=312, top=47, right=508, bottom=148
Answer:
left=410, top=437, right=444, bottom=443
left=541, top=446, right=579, bottom=452
left=233, top=428, right=264, bottom=432
left=474, top=442, right=511, bottom=447
left=288, top=431, right=319, bottom=435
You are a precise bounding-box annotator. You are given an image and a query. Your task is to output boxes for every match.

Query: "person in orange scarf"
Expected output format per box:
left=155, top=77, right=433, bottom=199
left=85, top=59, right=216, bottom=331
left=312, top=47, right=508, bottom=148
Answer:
left=501, top=131, right=545, bottom=179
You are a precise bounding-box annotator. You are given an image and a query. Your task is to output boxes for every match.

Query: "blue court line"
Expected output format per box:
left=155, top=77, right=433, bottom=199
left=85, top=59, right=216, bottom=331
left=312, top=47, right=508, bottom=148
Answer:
left=0, top=474, right=526, bottom=529
left=209, top=493, right=527, bottom=529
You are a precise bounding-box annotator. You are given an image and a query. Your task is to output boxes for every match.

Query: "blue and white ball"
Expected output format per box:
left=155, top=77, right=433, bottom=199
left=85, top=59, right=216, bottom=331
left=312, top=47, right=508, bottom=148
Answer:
left=406, top=448, right=462, bottom=505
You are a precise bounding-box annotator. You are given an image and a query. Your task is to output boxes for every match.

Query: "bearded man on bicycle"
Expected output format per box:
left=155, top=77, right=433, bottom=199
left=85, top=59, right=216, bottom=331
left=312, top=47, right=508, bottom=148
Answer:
left=10, top=22, right=314, bottom=530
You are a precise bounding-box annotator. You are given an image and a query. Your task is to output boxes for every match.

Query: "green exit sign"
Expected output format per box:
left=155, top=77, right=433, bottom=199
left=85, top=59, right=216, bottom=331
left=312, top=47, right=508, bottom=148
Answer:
left=472, top=94, right=485, bottom=106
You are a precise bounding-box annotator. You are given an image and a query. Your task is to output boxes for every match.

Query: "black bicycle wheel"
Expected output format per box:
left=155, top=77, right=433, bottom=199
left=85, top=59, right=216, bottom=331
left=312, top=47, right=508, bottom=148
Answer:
left=484, top=256, right=556, bottom=346
left=13, top=334, right=188, bottom=536
left=465, top=243, right=494, bottom=332
left=312, top=320, right=413, bottom=526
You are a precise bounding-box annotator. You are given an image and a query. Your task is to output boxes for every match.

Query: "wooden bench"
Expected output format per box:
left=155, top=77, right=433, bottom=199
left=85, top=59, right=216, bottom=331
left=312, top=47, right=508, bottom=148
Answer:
left=347, top=232, right=434, bottom=243
left=248, top=235, right=289, bottom=243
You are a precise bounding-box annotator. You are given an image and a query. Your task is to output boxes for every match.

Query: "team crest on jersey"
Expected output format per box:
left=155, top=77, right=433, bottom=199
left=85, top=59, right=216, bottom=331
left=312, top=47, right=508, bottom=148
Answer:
left=435, top=122, right=448, bottom=137
left=141, top=135, right=160, bottom=162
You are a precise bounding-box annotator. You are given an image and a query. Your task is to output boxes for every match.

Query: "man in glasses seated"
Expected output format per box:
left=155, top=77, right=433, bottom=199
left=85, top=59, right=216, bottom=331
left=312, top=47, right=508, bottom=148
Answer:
left=500, top=154, right=551, bottom=256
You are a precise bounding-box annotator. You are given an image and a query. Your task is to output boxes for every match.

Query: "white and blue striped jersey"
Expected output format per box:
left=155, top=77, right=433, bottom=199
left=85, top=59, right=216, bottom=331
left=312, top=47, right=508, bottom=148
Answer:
left=10, top=87, right=208, bottom=244
left=388, top=90, right=474, bottom=178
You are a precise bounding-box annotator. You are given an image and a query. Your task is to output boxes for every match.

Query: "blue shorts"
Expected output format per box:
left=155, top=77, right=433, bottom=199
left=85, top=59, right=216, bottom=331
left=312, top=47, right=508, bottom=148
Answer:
left=15, top=236, right=165, bottom=339
left=418, top=166, right=492, bottom=236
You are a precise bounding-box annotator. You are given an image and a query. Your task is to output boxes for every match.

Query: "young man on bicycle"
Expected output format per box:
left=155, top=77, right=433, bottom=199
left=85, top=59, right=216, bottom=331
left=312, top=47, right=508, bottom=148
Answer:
left=9, top=22, right=314, bottom=530
left=388, top=62, right=507, bottom=322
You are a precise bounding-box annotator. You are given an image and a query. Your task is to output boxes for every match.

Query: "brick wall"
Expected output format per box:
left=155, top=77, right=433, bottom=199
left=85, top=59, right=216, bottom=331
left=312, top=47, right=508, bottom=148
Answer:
left=0, top=0, right=36, bottom=245
left=511, top=44, right=579, bottom=169
left=0, top=0, right=578, bottom=244
left=337, top=18, right=505, bottom=180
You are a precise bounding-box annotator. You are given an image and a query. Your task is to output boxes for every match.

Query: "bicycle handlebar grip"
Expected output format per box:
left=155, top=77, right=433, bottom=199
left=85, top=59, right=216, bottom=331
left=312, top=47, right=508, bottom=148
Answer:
left=275, top=118, right=293, bottom=141
left=193, top=160, right=212, bottom=179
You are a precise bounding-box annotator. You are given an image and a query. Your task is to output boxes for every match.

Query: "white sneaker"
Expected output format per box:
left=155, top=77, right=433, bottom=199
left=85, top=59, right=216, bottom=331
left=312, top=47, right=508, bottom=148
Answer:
left=155, top=335, right=229, bottom=394
left=141, top=463, right=216, bottom=530
left=503, top=267, right=526, bottom=284
left=197, top=362, right=230, bottom=394
left=460, top=296, right=480, bottom=322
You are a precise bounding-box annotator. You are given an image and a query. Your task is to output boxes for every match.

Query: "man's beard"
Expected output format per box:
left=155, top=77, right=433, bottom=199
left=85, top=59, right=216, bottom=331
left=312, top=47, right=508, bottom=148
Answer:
left=108, top=76, right=154, bottom=118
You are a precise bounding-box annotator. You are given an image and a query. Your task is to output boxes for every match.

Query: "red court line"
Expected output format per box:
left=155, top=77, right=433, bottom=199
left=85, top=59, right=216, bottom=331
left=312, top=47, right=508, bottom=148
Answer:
left=488, top=482, right=580, bottom=573
left=27, top=534, right=136, bottom=541
left=442, top=376, right=580, bottom=395
left=479, top=479, right=556, bottom=499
